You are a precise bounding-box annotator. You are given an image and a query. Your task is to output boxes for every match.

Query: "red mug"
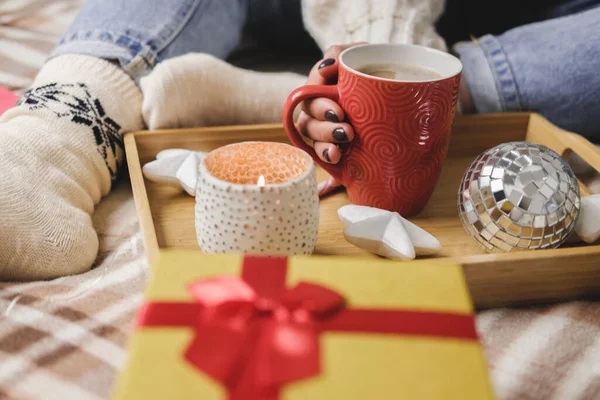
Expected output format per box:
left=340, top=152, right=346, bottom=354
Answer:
left=283, top=44, right=462, bottom=217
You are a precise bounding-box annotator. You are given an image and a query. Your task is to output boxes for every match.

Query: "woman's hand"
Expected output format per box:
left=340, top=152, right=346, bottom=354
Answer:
left=297, top=43, right=366, bottom=195
left=297, top=43, right=366, bottom=164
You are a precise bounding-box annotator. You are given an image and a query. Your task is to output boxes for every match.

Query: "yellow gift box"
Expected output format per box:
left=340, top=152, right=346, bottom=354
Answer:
left=113, top=250, right=495, bottom=400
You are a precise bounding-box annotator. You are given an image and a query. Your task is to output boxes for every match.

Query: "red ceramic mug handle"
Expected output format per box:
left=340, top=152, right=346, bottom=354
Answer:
left=282, top=85, right=344, bottom=182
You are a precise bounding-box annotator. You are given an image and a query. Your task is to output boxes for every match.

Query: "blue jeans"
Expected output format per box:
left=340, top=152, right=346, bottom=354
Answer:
left=52, top=0, right=600, bottom=140
left=454, top=5, right=600, bottom=139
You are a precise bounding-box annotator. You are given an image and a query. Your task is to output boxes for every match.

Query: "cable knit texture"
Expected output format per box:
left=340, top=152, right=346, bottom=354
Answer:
left=301, top=0, right=447, bottom=51
left=0, top=55, right=143, bottom=280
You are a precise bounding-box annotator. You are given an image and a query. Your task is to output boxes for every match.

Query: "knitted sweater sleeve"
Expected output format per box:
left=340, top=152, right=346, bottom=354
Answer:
left=301, top=0, right=447, bottom=52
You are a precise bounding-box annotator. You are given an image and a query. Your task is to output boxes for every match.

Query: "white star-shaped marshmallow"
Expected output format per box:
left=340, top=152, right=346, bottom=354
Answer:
left=338, top=205, right=442, bottom=260
left=575, top=194, right=600, bottom=243
left=142, top=148, right=207, bottom=196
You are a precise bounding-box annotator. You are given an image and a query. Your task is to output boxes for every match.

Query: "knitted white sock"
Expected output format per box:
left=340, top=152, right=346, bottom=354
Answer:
left=140, top=53, right=306, bottom=129
left=0, top=55, right=143, bottom=280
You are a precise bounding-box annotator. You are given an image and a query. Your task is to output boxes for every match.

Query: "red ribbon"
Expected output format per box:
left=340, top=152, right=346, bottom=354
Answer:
left=137, top=256, right=478, bottom=400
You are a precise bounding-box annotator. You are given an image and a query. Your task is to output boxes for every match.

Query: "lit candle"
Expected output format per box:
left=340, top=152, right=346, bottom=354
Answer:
left=257, top=175, right=266, bottom=188
left=195, top=142, right=319, bottom=255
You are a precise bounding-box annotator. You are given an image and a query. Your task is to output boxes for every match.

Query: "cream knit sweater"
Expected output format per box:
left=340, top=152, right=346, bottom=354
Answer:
left=301, top=0, right=447, bottom=52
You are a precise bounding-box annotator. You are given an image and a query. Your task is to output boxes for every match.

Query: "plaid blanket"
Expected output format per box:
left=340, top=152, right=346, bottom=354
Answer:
left=0, top=182, right=146, bottom=400
left=0, top=0, right=82, bottom=93
left=0, top=178, right=598, bottom=400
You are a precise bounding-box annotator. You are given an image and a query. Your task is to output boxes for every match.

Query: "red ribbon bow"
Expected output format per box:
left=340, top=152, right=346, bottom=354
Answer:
left=138, top=256, right=478, bottom=400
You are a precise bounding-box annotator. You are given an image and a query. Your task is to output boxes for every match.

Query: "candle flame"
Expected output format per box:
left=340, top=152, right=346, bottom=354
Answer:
left=257, top=175, right=266, bottom=188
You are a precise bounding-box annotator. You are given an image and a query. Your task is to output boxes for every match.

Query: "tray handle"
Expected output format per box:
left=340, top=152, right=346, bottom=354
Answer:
left=526, top=114, right=600, bottom=196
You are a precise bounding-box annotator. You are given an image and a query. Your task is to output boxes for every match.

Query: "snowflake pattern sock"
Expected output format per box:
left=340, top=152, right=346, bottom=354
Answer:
left=0, top=55, right=143, bottom=280
left=140, top=53, right=306, bottom=129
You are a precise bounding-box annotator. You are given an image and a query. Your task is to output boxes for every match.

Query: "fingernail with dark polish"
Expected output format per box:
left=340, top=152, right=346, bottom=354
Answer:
left=323, top=148, right=331, bottom=162
left=336, top=143, right=349, bottom=153
left=333, top=128, right=347, bottom=141
left=318, top=58, right=335, bottom=69
left=325, top=110, right=339, bottom=122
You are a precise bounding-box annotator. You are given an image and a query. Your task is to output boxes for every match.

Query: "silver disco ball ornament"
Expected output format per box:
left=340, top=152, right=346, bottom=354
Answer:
left=458, top=141, right=580, bottom=253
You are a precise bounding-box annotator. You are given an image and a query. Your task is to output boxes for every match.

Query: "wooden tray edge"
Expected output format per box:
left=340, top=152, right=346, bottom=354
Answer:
left=125, top=133, right=160, bottom=264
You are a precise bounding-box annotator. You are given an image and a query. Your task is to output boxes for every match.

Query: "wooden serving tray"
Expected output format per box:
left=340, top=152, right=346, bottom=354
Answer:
left=125, top=113, right=600, bottom=309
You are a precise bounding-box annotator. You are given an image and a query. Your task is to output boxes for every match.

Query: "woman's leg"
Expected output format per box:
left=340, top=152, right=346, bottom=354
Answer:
left=454, top=5, right=600, bottom=139
left=0, top=0, right=250, bottom=280
left=139, top=0, right=309, bottom=130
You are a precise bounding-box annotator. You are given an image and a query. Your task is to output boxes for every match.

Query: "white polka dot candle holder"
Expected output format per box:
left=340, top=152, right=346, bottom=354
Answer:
left=195, top=142, right=320, bottom=255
